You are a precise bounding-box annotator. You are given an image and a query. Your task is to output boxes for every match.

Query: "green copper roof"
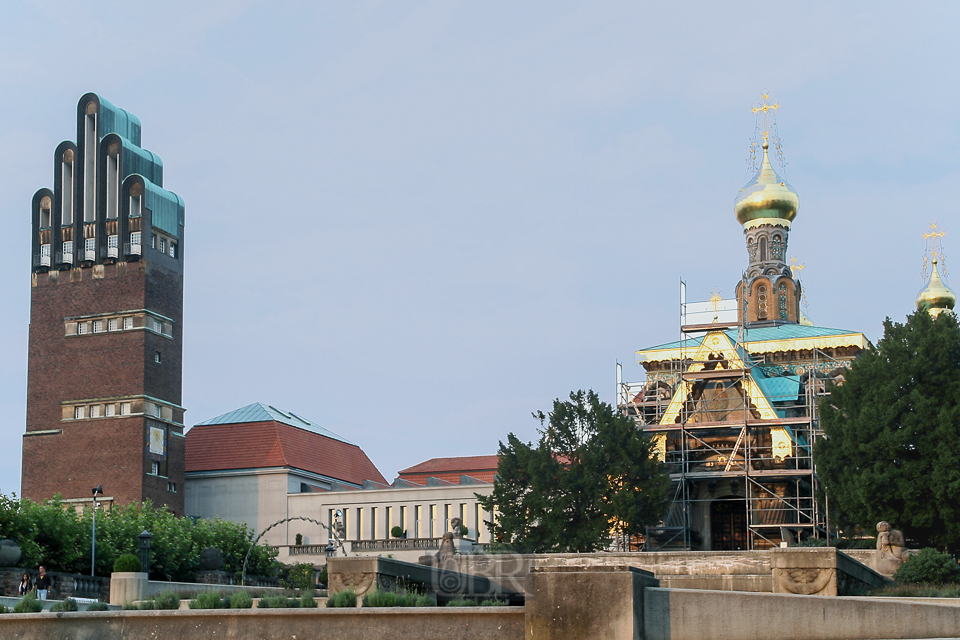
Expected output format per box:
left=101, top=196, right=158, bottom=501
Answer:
left=639, top=324, right=863, bottom=353
left=95, top=94, right=142, bottom=146
left=195, top=402, right=354, bottom=445
left=754, top=374, right=801, bottom=405
left=142, top=179, right=184, bottom=238
left=116, top=136, right=163, bottom=186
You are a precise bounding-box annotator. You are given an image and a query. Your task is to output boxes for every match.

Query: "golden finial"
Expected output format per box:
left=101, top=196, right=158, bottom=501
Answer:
left=918, top=223, right=955, bottom=317
left=710, top=288, right=722, bottom=323
left=923, top=223, right=946, bottom=241
left=746, top=91, right=786, bottom=175
left=789, top=257, right=804, bottom=277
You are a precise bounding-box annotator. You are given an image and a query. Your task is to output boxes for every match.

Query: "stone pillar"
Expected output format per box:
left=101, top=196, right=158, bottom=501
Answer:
left=770, top=547, right=838, bottom=596
left=109, top=572, right=148, bottom=605
left=525, top=565, right=658, bottom=640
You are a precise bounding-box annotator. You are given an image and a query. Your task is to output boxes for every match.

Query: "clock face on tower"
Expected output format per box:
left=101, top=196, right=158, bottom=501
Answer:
left=149, top=426, right=166, bottom=456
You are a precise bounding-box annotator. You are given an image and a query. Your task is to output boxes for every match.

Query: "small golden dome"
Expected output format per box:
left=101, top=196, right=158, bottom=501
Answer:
left=734, top=140, right=799, bottom=227
left=916, top=259, right=957, bottom=318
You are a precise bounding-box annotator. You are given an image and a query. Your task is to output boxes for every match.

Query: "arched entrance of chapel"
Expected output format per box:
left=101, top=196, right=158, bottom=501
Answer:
left=710, top=496, right=747, bottom=551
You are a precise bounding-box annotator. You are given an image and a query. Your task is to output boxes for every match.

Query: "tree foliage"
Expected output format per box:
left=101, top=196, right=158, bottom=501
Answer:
left=815, top=311, right=960, bottom=551
left=0, top=493, right=278, bottom=579
left=478, top=390, right=669, bottom=553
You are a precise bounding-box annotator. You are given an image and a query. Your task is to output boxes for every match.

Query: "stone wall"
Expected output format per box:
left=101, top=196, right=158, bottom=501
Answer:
left=0, top=607, right=524, bottom=640
left=643, top=588, right=960, bottom=640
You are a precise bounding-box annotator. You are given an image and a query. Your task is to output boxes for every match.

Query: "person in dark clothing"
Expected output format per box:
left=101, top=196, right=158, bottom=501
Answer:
left=35, top=566, right=52, bottom=600
left=18, top=574, right=32, bottom=597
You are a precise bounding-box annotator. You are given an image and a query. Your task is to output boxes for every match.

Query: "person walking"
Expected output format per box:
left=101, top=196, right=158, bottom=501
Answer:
left=35, top=566, right=52, bottom=600
left=17, top=573, right=32, bottom=597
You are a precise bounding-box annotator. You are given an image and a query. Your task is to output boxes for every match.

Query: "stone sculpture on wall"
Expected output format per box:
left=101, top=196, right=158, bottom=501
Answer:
left=875, top=521, right=908, bottom=576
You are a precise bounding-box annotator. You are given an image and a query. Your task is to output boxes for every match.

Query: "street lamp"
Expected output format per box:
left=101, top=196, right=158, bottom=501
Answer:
left=90, top=484, right=103, bottom=576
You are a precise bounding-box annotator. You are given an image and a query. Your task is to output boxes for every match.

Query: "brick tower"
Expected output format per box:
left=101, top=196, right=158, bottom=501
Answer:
left=22, top=93, right=185, bottom=515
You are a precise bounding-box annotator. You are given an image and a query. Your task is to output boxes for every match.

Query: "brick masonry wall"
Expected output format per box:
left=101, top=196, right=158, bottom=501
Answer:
left=22, top=258, right=184, bottom=515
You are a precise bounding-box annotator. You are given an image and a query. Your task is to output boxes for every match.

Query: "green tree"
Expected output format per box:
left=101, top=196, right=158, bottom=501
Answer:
left=815, top=311, right=960, bottom=551
left=0, top=494, right=278, bottom=579
left=478, top=390, right=669, bottom=553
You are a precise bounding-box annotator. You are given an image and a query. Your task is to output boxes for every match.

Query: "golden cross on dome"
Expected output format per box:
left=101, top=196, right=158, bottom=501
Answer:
left=710, top=288, right=722, bottom=322
left=923, top=223, right=946, bottom=240
left=790, top=256, right=804, bottom=276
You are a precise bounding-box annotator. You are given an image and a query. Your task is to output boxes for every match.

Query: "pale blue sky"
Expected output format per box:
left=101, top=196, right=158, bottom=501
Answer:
left=2, top=1, right=957, bottom=495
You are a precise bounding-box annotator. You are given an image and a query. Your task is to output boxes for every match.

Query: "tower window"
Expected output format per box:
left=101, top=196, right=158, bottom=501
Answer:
left=123, top=317, right=133, bottom=330
left=779, top=283, right=788, bottom=320
left=120, top=402, right=131, bottom=416
left=77, top=322, right=88, bottom=335
left=92, top=320, right=103, bottom=333
left=169, top=242, right=177, bottom=259
left=105, top=403, right=116, bottom=417
left=130, top=231, right=141, bottom=247
left=758, top=284, right=768, bottom=319
left=151, top=234, right=157, bottom=250
left=90, top=405, right=101, bottom=418
left=108, top=318, right=118, bottom=331
left=167, top=482, right=177, bottom=493
left=151, top=461, right=159, bottom=475
left=74, top=406, right=85, bottom=420
left=154, top=351, right=162, bottom=364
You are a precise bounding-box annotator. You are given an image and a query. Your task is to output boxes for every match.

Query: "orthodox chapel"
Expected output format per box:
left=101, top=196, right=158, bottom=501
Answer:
left=618, top=97, right=870, bottom=551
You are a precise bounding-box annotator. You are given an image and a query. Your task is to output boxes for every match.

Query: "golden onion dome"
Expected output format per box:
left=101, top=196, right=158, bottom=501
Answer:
left=916, top=258, right=957, bottom=318
left=734, top=140, right=799, bottom=227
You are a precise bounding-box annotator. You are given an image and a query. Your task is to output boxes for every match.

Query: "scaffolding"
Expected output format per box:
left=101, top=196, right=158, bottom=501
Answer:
left=618, top=278, right=843, bottom=551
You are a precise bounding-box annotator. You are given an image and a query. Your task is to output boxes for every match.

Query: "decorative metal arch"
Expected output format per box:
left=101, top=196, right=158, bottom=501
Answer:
left=241, top=516, right=345, bottom=586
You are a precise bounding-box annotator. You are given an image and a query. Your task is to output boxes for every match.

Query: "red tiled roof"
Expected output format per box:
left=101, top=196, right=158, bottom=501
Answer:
left=397, top=455, right=498, bottom=484
left=185, top=421, right=386, bottom=486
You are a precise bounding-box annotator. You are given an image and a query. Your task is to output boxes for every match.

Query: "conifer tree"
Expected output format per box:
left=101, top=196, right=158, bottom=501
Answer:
left=815, top=311, right=960, bottom=551
left=478, top=390, right=669, bottom=552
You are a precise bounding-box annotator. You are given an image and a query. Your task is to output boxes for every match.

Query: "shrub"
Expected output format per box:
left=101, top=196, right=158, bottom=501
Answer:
left=137, top=600, right=157, bottom=610
left=154, top=591, right=181, bottom=610
left=51, top=598, right=79, bottom=612
left=300, top=592, right=317, bottom=608
left=14, top=592, right=43, bottom=613
left=391, top=526, right=403, bottom=538
left=0, top=604, right=10, bottom=614
left=229, top=591, right=253, bottom=609
left=795, top=537, right=828, bottom=547
left=362, top=589, right=399, bottom=607
left=325, top=589, right=357, bottom=608
left=113, top=553, right=142, bottom=573
left=362, top=590, right=433, bottom=607
left=445, top=599, right=475, bottom=606
left=282, top=562, right=316, bottom=592
left=479, top=598, right=506, bottom=606
left=414, top=594, right=434, bottom=606
left=257, top=595, right=299, bottom=608
left=86, top=602, right=110, bottom=612
left=122, top=601, right=139, bottom=610
left=189, top=591, right=224, bottom=609
left=895, top=548, right=960, bottom=585
left=317, top=564, right=328, bottom=588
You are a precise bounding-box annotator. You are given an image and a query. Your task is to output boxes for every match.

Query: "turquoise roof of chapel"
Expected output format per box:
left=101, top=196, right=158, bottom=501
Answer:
left=639, top=324, right=861, bottom=353
left=194, top=402, right=354, bottom=445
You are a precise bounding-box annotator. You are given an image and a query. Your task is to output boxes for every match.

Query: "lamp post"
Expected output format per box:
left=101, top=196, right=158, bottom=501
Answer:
left=138, top=531, right=153, bottom=575
left=90, top=484, right=103, bottom=577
